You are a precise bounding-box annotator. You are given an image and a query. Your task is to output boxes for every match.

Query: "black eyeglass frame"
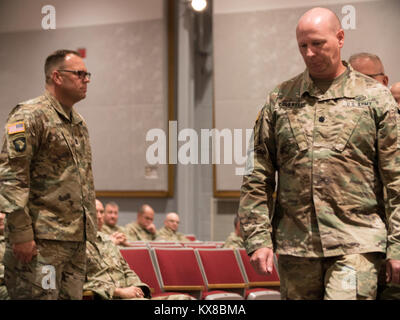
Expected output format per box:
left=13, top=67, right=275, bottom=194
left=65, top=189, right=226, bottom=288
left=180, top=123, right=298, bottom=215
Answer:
left=366, top=72, right=385, bottom=78
left=58, top=69, right=91, bottom=80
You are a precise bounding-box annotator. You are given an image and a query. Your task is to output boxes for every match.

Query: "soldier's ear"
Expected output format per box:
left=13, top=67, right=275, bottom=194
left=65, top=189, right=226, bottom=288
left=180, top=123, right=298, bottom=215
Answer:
left=52, top=70, right=63, bottom=85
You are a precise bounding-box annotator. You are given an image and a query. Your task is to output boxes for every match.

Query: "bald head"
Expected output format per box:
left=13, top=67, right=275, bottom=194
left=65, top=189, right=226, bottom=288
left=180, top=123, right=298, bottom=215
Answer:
left=296, top=7, right=345, bottom=80
left=164, top=212, right=180, bottom=232
left=297, top=7, right=341, bottom=35
left=349, top=53, right=388, bottom=86
left=391, top=82, right=400, bottom=106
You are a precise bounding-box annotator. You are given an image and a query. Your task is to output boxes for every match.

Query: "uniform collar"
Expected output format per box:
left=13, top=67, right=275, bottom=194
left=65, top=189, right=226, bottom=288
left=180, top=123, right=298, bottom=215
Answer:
left=300, top=61, right=357, bottom=100
left=44, top=91, right=83, bottom=125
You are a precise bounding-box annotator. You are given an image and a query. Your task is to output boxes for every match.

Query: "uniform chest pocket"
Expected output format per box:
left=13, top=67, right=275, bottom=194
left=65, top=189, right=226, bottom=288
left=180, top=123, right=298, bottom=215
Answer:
left=43, top=128, right=74, bottom=163
left=275, top=109, right=309, bottom=165
left=332, top=107, right=370, bottom=152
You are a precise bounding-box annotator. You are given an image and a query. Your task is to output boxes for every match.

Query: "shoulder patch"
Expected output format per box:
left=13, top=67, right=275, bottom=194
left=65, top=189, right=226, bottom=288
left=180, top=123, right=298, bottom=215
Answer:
left=7, top=121, right=25, bottom=135
left=12, top=137, right=26, bottom=152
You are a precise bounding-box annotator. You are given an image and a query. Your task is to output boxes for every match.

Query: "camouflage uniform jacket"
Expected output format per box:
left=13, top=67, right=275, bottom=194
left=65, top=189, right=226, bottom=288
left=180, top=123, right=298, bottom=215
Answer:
left=239, top=62, right=400, bottom=259
left=155, top=226, right=191, bottom=242
left=84, top=231, right=150, bottom=299
left=101, top=223, right=125, bottom=236
left=222, top=232, right=245, bottom=249
left=124, top=221, right=156, bottom=241
left=0, top=92, right=97, bottom=244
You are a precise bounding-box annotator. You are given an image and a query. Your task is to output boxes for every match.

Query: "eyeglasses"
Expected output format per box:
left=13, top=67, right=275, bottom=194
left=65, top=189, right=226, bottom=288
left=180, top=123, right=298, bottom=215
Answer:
left=366, top=72, right=385, bottom=79
left=58, top=69, right=91, bottom=80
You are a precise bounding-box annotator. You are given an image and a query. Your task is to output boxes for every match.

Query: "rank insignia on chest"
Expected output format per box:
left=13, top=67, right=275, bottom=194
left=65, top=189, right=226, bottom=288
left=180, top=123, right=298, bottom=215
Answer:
left=7, top=121, right=25, bottom=135
left=13, top=137, right=26, bottom=152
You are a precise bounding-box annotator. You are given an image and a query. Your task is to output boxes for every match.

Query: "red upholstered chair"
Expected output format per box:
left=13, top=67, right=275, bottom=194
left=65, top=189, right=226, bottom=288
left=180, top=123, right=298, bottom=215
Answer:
left=120, top=247, right=189, bottom=299
left=183, top=244, right=219, bottom=249
left=195, top=248, right=246, bottom=300
left=185, top=234, right=197, bottom=241
left=149, top=242, right=184, bottom=248
left=236, top=248, right=281, bottom=300
left=152, top=247, right=206, bottom=300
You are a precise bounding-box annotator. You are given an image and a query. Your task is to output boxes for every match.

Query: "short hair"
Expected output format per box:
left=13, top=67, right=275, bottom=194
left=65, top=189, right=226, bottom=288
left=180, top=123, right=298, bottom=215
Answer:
left=105, top=201, right=119, bottom=210
left=138, top=204, right=153, bottom=215
left=349, top=52, right=384, bottom=70
left=44, top=49, right=81, bottom=84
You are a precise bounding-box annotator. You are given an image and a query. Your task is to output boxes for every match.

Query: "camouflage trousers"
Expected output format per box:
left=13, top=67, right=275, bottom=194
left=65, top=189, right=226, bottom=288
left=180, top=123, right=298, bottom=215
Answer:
left=4, top=239, right=86, bottom=300
left=278, top=253, right=384, bottom=300
left=0, top=284, right=9, bottom=300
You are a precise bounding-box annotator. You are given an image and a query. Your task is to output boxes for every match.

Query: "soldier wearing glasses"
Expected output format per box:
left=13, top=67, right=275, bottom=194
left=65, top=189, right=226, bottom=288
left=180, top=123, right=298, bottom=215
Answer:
left=0, top=49, right=97, bottom=299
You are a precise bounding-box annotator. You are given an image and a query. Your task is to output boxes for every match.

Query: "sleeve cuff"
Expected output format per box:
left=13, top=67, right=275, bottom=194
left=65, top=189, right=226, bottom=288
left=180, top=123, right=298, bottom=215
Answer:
left=8, top=227, right=34, bottom=244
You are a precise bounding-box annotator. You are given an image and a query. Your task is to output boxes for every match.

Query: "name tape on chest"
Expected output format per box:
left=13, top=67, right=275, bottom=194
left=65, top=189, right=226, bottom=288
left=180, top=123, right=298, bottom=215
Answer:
left=7, top=121, right=25, bottom=135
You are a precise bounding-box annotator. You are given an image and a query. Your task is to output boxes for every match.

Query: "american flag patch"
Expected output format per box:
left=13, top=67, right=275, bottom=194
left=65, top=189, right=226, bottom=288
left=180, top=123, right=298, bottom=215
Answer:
left=7, top=121, right=25, bottom=135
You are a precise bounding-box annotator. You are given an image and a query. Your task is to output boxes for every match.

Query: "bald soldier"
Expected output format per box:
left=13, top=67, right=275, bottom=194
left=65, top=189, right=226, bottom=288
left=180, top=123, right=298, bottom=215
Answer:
left=156, top=212, right=191, bottom=242
left=349, top=52, right=388, bottom=86
left=124, top=204, right=157, bottom=241
left=0, top=50, right=97, bottom=299
left=391, top=83, right=400, bottom=106
left=239, top=8, right=400, bottom=300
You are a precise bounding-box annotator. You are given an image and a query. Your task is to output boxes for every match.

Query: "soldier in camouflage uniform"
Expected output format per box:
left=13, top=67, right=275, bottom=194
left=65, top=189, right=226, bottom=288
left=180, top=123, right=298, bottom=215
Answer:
left=350, top=53, right=400, bottom=300
left=155, top=212, right=191, bottom=242
left=85, top=201, right=191, bottom=300
left=124, top=204, right=157, bottom=241
left=222, top=216, right=244, bottom=249
left=0, top=50, right=97, bottom=299
left=238, top=8, right=400, bottom=300
left=101, top=201, right=131, bottom=247
left=0, top=212, right=8, bottom=299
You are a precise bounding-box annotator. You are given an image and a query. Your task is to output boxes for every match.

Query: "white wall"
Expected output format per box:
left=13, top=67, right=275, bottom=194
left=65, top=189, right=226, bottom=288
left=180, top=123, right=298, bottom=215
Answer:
left=0, top=0, right=163, bottom=33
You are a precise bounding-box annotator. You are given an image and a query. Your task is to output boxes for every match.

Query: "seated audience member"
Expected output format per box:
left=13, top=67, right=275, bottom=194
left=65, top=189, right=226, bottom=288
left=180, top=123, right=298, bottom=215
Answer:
left=0, top=212, right=9, bottom=300
left=124, top=204, right=157, bottom=241
left=350, top=53, right=400, bottom=300
left=84, top=203, right=190, bottom=300
left=96, top=199, right=128, bottom=247
left=101, top=201, right=126, bottom=236
left=349, top=52, right=388, bottom=86
left=156, top=212, right=192, bottom=242
left=390, top=82, right=400, bottom=106
left=222, top=215, right=244, bottom=249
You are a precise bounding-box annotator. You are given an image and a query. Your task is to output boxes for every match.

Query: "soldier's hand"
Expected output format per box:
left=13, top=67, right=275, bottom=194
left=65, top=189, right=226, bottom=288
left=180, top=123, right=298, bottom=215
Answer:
left=110, top=232, right=127, bottom=246
left=386, top=259, right=400, bottom=284
left=114, top=286, right=145, bottom=299
left=146, top=223, right=157, bottom=235
left=12, top=240, right=38, bottom=264
left=250, top=247, right=274, bottom=275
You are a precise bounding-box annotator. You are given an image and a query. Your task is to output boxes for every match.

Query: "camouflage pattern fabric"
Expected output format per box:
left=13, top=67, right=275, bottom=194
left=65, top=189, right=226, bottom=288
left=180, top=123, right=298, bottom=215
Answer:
left=101, top=223, right=126, bottom=236
left=4, top=239, right=86, bottom=299
left=85, top=232, right=151, bottom=299
left=0, top=234, right=8, bottom=300
left=85, top=232, right=191, bottom=300
left=222, top=232, right=245, bottom=249
left=124, top=221, right=156, bottom=241
left=239, top=62, right=400, bottom=260
left=155, top=226, right=191, bottom=242
left=0, top=91, right=97, bottom=244
left=278, top=253, right=384, bottom=300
